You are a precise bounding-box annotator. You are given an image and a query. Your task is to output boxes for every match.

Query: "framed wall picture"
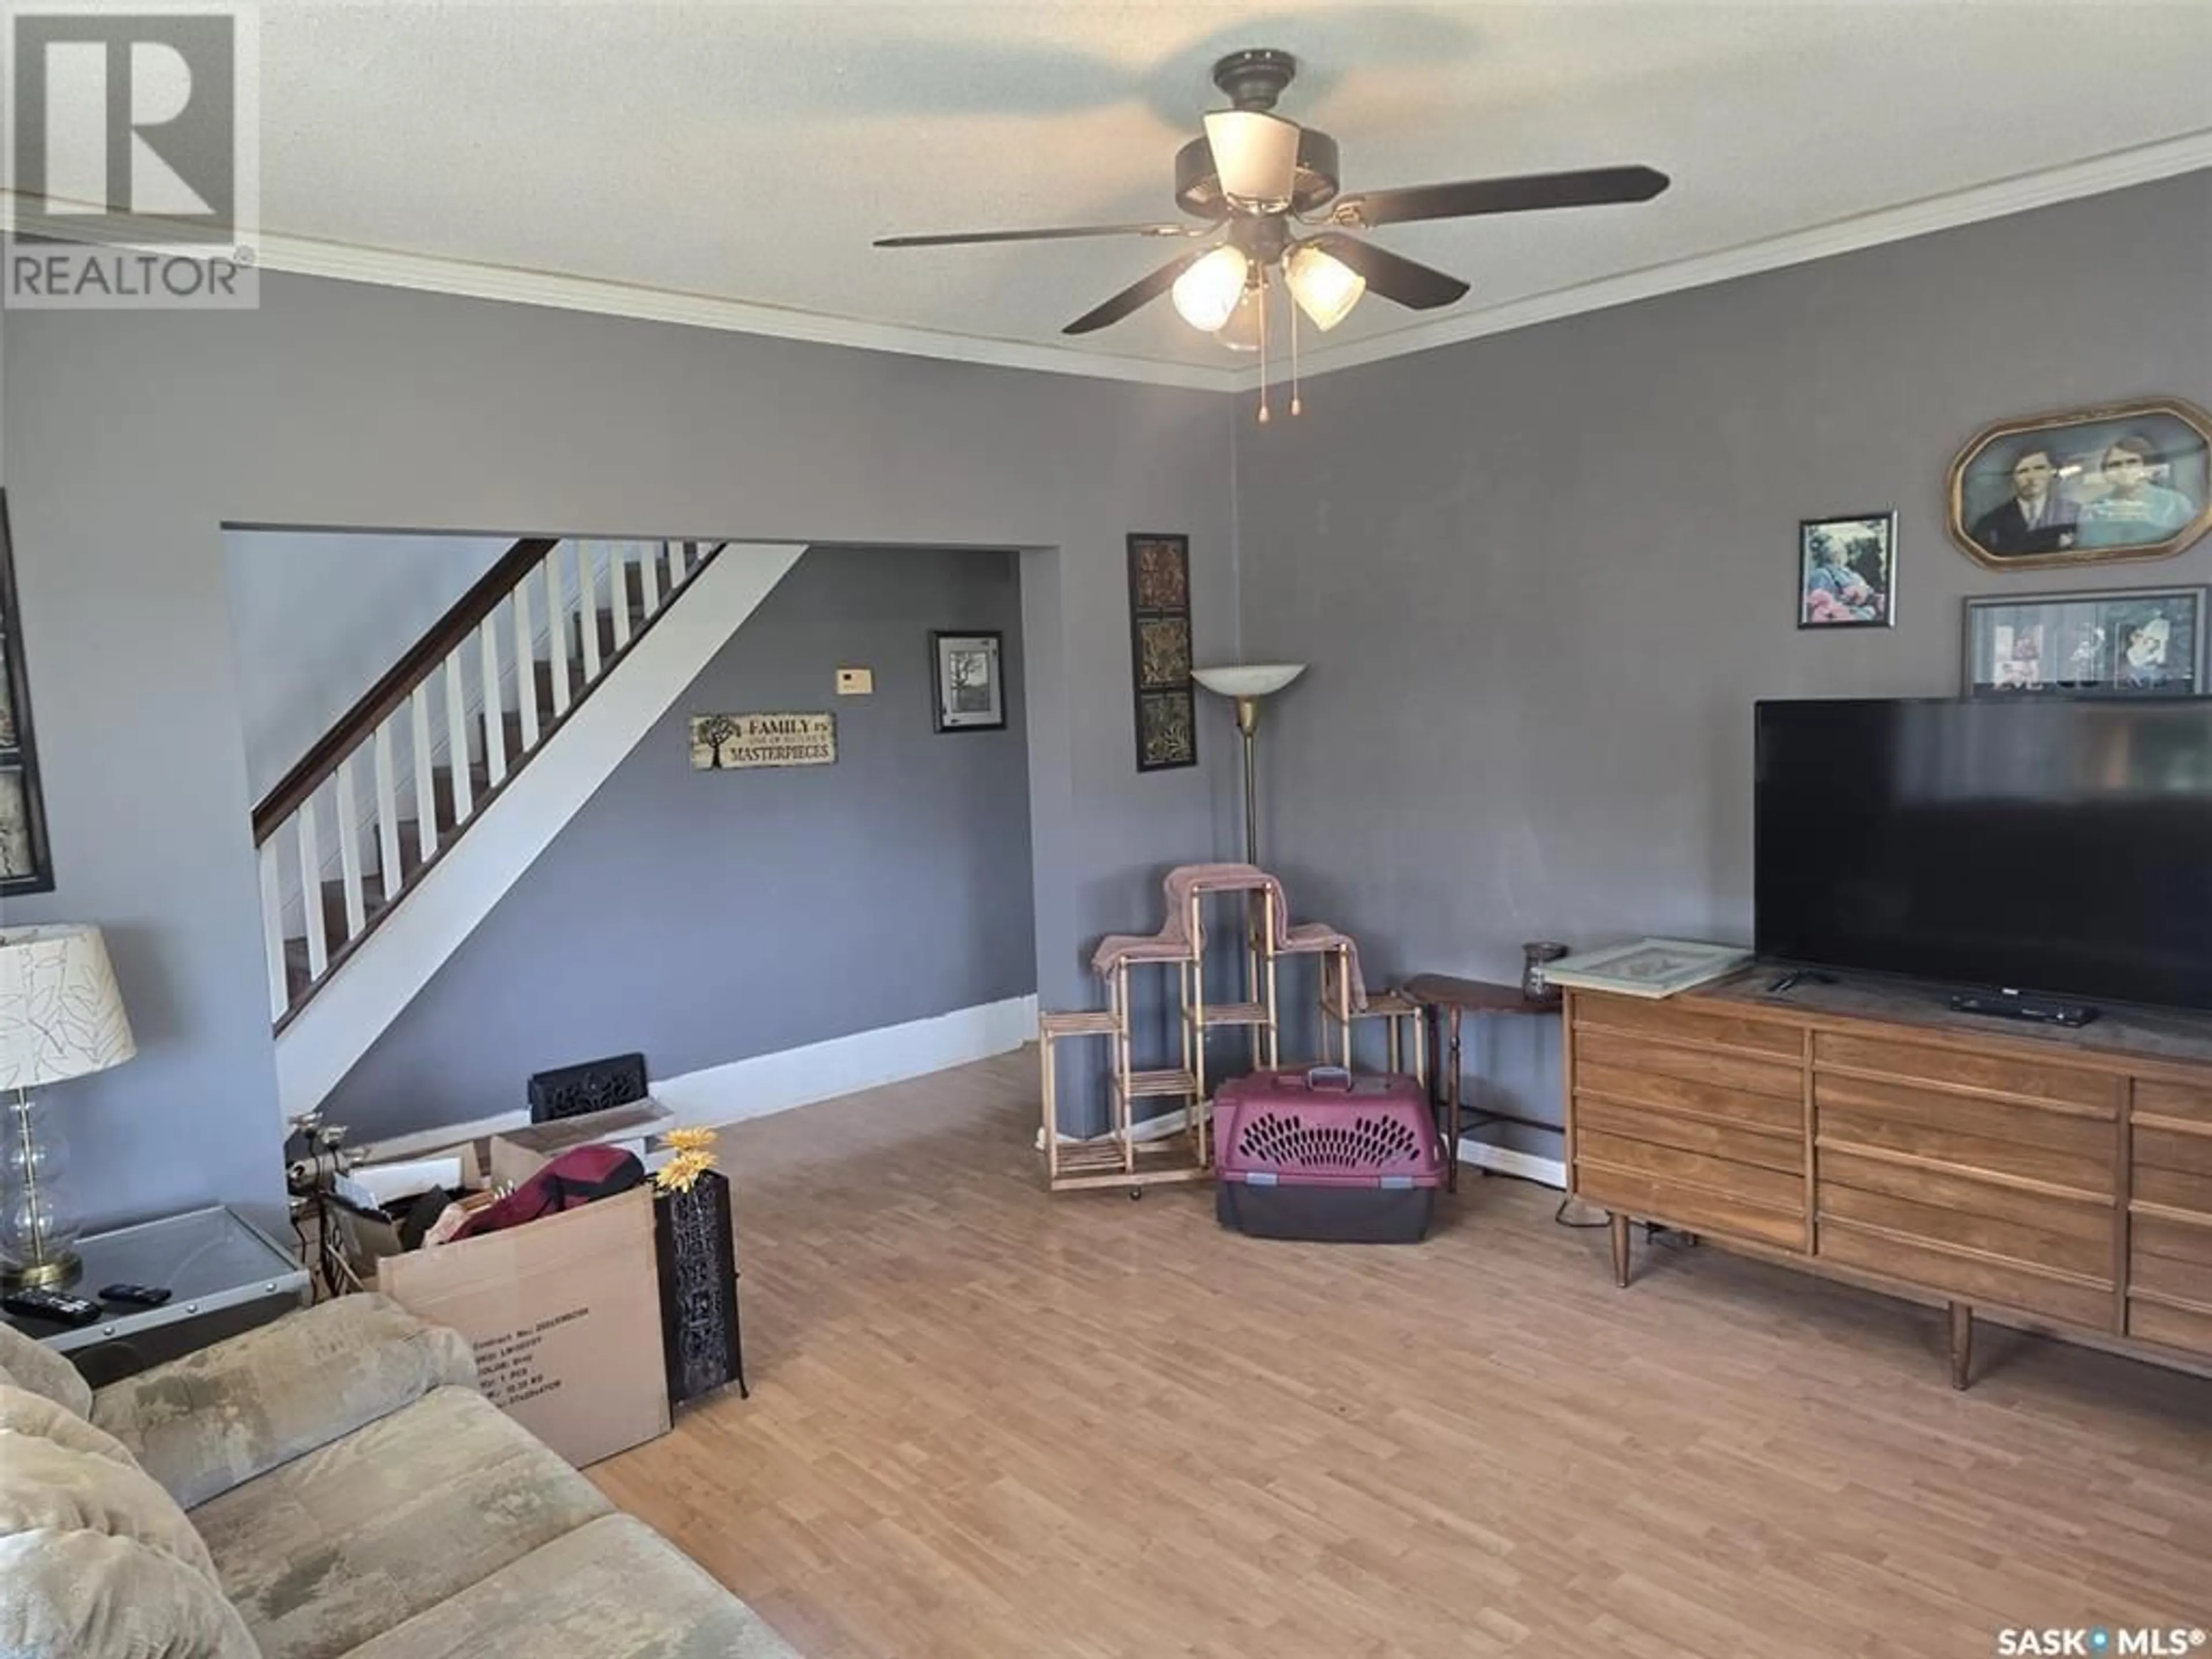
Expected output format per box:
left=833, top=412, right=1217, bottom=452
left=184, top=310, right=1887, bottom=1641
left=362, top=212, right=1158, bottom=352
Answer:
left=0, top=493, right=54, bottom=896
left=1947, top=397, right=2212, bottom=571
left=1798, top=511, right=1896, bottom=630
left=1962, top=586, right=2205, bottom=699
left=930, top=630, right=1005, bottom=732
left=1127, top=533, right=1196, bottom=771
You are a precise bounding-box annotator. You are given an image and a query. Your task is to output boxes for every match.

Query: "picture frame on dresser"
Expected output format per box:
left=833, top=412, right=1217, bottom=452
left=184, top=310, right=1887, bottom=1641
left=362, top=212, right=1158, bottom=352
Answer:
left=1961, top=585, right=2205, bottom=698
left=0, top=493, right=55, bottom=896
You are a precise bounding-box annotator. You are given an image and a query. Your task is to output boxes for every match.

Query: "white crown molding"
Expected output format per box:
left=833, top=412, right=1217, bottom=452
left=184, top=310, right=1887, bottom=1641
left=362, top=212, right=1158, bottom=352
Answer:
left=1268, top=130, right=2212, bottom=387
left=8, top=131, right=2205, bottom=392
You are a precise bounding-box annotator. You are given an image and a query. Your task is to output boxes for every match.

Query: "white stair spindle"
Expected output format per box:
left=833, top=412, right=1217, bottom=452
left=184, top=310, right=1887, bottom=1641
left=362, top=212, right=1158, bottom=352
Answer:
left=510, top=573, right=540, bottom=752
left=610, top=544, right=634, bottom=653
left=639, top=539, right=661, bottom=618
left=445, top=652, right=474, bottom=825
left=479, top=613, right=507, bottom=788
left=297, top=794, right=328, bottom=979
left=543, top=547, right=572, bottom=717
left=373, top=721, right=403, bottom=904
left=260, top=839, right=288, bottom=1020
left=335, top=755, right=367, bottom=938
left=410, top=686, right=438, bottom=862
left=577, top=540, right=603, bottom=683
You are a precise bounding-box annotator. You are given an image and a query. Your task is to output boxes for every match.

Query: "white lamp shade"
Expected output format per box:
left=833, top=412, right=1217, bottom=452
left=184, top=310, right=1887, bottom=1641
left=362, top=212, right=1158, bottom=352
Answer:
left=1171, top=245, right=1249, bottom=332
left=1192, top=663, right=1307, bottom=699
left=1202, top=110, right=1301, bottom=211
left=0, top=925, right=136, bottom=1089
left=1286, top=242, right=1366, bottom=331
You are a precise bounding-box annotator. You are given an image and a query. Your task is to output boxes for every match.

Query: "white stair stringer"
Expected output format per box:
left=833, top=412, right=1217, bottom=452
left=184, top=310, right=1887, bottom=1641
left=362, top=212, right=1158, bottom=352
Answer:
left=274, top=541, right=805, bottom=1122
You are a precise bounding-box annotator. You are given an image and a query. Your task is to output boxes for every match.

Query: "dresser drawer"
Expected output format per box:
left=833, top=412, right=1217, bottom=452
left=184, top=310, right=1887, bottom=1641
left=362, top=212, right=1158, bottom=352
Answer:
left=2133, top=1078, right=2212, bottom=1128
left=1574, top=1162, right=1806, bottom=1253
left=1574, top=1059, right=1802, bottom=1135
left=1820, top=1181, right=2111, bottom=1282
left=1814, top=1032, right=2118, bottom=1112
left=1819, top=1221, right=2113, bottom=1331
left=2128, top=1247, right=2212, bottom=1309
left=2134, top=1124, right=2212, bottom=1181
left=1576, top=1095, right=1802, bottom=1174
left=1577, top=1030, right=1801, bottom=1105
left=2128, top=1296, right=2212, bottom=1356
left=1577, top=1127, right=1804, bottom=1213
left=2130, top=1209, right=2212, bottom=1272
left=1573, top=994, right=1801, bottom=1058
left=1816, top=1103, right=2115, bottom=1198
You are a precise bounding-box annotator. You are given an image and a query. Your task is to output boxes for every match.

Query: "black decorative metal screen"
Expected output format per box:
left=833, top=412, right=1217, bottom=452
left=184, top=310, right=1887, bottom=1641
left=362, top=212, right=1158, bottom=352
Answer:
left=527, top=1051, right=649, bottom=1123
left=653, top=1171, right=747, bottom=1405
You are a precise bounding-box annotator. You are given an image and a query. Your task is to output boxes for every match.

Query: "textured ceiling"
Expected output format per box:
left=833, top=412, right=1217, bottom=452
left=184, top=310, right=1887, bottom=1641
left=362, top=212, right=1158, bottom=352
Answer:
left=110, top=3, right=2212, bottom=376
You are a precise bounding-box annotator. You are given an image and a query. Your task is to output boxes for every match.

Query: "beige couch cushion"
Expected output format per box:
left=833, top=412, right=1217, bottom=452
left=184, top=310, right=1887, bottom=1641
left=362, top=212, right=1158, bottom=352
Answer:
left=194, top=1384, right=613, bottom=1659
left=0, top=1382, right=257, bottom=1658
left=92, top=1294, right=476, bottom=1509
left=0, top=1317, right=92, bottom=1419
left=340, top=1514, right=801, bottom=1659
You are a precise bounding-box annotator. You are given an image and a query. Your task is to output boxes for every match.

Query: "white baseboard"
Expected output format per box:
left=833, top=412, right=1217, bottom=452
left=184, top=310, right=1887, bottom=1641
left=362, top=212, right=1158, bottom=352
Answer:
left=652, top=994, right=1037, bottom=1132
left=351, top=993, right=1036, bottom=1164
left=1457, top=1139, right=1566, bottom=1190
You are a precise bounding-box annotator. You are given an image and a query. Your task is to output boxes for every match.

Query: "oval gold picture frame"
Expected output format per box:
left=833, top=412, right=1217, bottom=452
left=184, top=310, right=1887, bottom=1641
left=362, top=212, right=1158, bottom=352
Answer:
left=1946, top=396, right=2212, bottom=572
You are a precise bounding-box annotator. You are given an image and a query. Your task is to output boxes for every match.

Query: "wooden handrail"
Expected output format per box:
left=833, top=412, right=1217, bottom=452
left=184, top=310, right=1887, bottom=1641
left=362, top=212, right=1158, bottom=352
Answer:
left=251, top=536, right=559, bottom=843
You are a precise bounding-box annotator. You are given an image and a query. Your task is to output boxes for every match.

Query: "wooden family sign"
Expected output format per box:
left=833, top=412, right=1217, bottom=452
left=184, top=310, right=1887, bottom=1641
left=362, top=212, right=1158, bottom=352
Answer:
left=689, top=711, right=836, bottom=770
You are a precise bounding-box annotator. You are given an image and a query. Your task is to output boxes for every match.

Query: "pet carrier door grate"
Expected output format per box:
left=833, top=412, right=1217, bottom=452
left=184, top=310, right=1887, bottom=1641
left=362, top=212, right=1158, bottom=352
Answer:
left=1233, top=1111, right=1426, bottom=1171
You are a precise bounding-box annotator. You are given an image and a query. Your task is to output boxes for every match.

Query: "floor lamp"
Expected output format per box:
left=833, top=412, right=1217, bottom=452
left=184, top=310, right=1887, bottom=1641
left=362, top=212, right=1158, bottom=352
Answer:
left=1191, top=662, right=1306, bottom=866
left=0, top=924, right=137, bottom=1289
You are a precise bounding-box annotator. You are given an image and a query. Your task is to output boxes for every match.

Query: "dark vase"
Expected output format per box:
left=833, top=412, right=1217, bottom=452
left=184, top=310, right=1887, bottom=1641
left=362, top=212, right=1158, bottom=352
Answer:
left=652, top=1171, right=747, bottom=1405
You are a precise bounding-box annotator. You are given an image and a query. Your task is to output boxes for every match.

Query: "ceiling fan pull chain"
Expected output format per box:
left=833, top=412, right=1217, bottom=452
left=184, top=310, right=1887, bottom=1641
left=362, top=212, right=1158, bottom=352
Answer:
left=1289, top=289, right=1302, bottom=418
left=1256, top=277, right=1271, bottom=425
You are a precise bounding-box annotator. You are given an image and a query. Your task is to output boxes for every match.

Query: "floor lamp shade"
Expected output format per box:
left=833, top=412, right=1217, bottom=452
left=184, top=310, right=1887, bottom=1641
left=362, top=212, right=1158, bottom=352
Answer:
left=0, top=925, right=135, bottom=1287
left=1191, top=664, right=1306, bottom=865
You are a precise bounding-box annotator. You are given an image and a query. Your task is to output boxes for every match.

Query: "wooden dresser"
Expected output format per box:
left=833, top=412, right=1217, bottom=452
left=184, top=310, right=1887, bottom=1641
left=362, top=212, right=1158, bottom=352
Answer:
left=1563, top=969, right=2212, bottom=1385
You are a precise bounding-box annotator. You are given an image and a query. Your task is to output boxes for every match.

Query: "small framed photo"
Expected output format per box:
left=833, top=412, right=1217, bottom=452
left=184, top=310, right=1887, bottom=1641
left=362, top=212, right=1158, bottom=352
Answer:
left=1798, top=512, right=1897, bottom=630
left=1963, top=585, right=2205, bottom=699
left=930, top=630, right=1005, bottom=733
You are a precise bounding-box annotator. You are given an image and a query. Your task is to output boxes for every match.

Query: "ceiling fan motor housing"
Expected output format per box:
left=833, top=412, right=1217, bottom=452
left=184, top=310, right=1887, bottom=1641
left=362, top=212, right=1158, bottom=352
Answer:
left=1175, top=129, right=1340, bottom=219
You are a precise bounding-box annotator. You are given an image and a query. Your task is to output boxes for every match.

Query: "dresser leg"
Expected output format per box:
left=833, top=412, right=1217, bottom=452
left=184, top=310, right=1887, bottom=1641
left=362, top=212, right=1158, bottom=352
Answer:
left=1948, top=1301, right=1974, bottom=1390
left=1609, top=1213, right=1631, bottom=1287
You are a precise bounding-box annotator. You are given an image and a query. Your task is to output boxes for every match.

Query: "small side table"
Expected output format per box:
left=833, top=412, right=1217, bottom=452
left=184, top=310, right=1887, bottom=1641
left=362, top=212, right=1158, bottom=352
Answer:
left=0, top=1206, right=309, bottom=1373
left=1402, top=975, right=1560, bottom=1192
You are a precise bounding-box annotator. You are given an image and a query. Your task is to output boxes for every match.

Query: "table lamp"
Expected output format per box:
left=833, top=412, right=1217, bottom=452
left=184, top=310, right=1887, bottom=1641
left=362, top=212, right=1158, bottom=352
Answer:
left=1191, top=663, right=1306, bottom=865
left=0, top=924, right=136, bottom=1288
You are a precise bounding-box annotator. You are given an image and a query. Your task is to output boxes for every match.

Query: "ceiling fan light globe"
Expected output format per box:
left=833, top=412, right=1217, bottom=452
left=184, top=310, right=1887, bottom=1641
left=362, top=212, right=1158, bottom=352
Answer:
left=1217, top=285, right=1264, bottom=351
left=1286, top=243, right=1365, bottom=331
left=1170, top=245, right=1249, bottom=332
left=1202, top=110, right=1301, bottom=213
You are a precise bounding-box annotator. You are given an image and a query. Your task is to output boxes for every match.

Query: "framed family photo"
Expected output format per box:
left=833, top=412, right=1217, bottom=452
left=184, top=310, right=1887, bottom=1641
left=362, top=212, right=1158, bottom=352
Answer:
left=0, top=494, right=54, bottom=896
left=930, top=630, right=1005, bottom=732
left=1798, top=512, right=1896, bottom=630
left=1948, top=397, right=2212, bottom=571
left=1963, top=586, right=2205, bottom=699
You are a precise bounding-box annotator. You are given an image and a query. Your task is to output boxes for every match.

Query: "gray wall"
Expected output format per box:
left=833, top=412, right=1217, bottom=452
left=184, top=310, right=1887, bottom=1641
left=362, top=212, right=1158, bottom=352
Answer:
left=4, top=274, right=1239, bottom=1232
left=224, top=531, right=509, bottom=800
left=1238, top=171, right=2212, bottom=1150
left=318, top=543, right=1035, bottom=1141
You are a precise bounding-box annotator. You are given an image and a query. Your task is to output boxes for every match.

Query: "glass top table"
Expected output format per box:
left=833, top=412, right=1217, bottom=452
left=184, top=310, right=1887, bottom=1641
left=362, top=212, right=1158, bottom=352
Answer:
left=2, top=1205, right=310, bottom=1354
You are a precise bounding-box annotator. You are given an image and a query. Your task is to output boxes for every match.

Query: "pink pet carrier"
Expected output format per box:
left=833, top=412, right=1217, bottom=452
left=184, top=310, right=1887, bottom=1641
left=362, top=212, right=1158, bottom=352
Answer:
left=1213, top=1066, right=1444, bottom=1243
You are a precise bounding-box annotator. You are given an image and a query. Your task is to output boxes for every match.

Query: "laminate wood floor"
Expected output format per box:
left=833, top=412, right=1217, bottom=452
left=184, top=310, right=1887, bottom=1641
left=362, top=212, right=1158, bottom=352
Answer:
left=592, top=1050, right=2212, bottom=1659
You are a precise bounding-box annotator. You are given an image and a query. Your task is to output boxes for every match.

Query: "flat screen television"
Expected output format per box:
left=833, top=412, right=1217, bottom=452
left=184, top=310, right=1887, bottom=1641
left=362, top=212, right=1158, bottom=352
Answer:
left=1754, top=697, right=2212, bottom=1013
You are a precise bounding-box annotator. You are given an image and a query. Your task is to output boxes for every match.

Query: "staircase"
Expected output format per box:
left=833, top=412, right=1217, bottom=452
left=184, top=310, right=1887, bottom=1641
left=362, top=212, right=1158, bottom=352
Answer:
left=252, top=537, right=723, bottom=1030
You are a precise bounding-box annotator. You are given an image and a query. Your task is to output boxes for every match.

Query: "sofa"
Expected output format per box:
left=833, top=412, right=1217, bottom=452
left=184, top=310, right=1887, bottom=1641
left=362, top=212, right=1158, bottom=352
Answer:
left=0, top=1294, right=797, bottom=1657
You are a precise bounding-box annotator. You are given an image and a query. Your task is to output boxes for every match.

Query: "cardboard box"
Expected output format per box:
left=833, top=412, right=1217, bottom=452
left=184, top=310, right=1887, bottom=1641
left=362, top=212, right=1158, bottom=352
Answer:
left=374, top=1186, right=669, bottom=1467
left=487, top=1099, right=673, bottom=1191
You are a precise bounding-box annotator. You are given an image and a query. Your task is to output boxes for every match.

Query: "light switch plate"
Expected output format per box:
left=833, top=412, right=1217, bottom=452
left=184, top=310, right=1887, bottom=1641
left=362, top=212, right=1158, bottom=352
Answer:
left=836, top=668, right=873, bottom=695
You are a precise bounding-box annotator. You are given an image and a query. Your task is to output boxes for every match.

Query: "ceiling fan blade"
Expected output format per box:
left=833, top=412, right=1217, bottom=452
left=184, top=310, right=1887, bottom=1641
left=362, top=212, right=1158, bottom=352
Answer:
left=1305, top=233, right=1468, bottom=310
left=1332, top=165, right=1670, bottom=229
left=876, top=222, right=1203, bottom=249
left=1063, top=247, right=1211, bottom=335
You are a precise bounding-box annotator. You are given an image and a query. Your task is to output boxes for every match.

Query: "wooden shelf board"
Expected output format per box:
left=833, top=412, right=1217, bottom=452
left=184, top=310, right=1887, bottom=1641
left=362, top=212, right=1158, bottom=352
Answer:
left=1112, top=1069, right=1197, bottom=1099
left=1191, top=1002, right=1271, bottom=1029
left=1040, top=1011, right=1120, bottom=1037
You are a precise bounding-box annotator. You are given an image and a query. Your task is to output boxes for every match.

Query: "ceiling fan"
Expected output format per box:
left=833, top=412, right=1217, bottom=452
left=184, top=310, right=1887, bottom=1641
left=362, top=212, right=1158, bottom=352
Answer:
left=876, top=47, right=1670, bottom=372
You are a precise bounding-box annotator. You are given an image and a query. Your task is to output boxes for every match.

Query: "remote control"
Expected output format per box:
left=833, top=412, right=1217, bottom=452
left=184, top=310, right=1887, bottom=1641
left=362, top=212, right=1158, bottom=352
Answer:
left=2, top=1286, right=104, bottom=1327
left=99, top=1283, right=173, bottom=1308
